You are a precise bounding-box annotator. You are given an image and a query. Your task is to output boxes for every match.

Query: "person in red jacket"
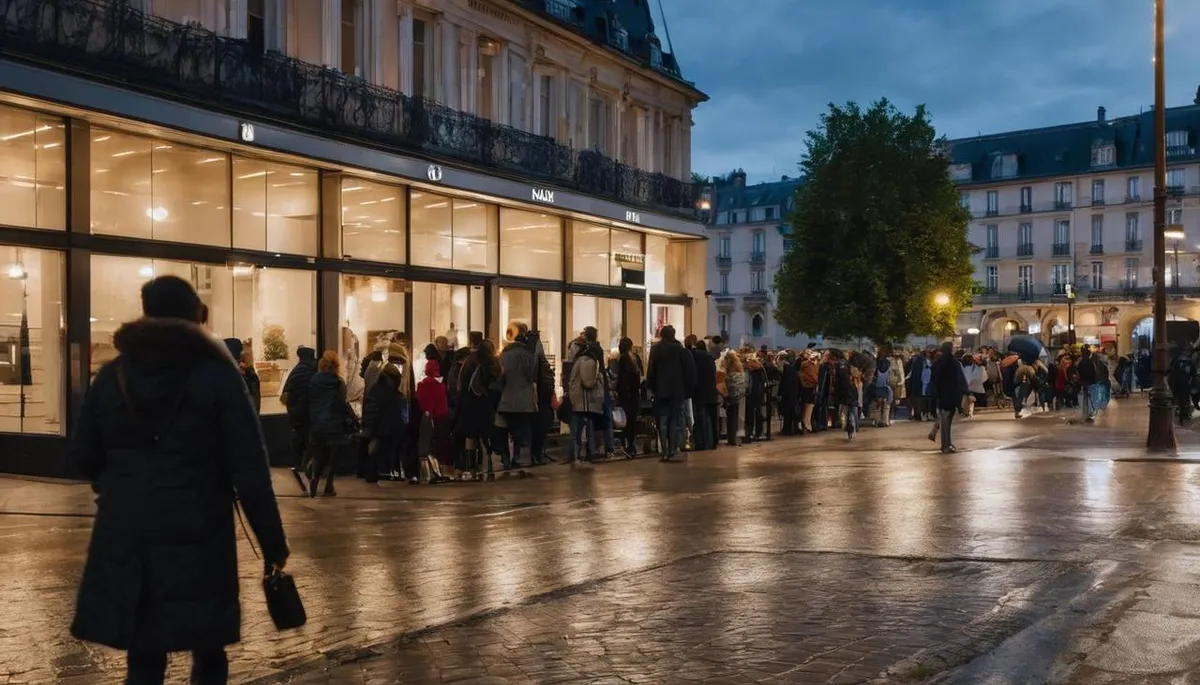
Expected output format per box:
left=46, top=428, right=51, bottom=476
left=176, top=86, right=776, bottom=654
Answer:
left=416, top=360, right=450, bottom=482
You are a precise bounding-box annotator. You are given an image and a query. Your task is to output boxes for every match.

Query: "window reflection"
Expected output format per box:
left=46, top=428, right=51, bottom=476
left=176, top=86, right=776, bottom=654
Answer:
left=500, top=209, right=562, bottom=279
left=569, top=294, right=623, bottom=352
left=90, top=255, right=315, bottom=414
left=499, top=288, right=532, bottom=345
left=340, top=274, right=406, bottom=406
left=0, top=107, right=65, bottom=230
left=572, top=222, right=609, bottom=284
left=413, top=282, right=468, bottom=371
left=342, top=179, right=405, bottom=263
left=410, top=190, right=452, bottom=269
left=0, top=245, right=65, bottom=435
left=232, top=157, right=319, bottom=256
left=410, top=192, right=497, bottom=272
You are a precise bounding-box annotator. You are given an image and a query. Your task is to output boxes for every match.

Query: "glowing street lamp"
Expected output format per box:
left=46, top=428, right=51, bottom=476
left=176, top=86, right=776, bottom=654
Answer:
left=933, top=292, right=950, bottom=307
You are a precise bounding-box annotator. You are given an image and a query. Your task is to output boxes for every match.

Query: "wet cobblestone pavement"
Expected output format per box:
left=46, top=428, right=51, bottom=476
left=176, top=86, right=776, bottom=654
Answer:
left=6, top=399, right=1200, bottom=683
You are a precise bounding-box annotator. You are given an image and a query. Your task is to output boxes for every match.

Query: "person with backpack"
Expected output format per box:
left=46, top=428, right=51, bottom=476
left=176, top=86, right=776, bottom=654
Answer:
left=281, top=346, right=317, bottom=477
left=567, top=327, right=608, bottom=462
left=646, top=325, right=697, bottom=460
left=831, top=349, right=859, bottom=441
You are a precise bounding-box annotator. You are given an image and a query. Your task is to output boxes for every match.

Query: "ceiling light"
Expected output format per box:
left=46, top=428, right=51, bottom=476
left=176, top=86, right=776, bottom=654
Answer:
left=146, top=206, right=169, bottom=221
left=343, top=185, right=363, bottom=192
left=6, top=263, right=27, bottom=280
left=0, top=125, right=51, bottom=141
left=112, top=150, right=138, bottom=157
left=92, top=135, right=111, bottom=142
left=196, top=157, right=223, bottom=164
left=138, top=265, right=155, bottom=278
left=289, top=172, right=306, bottom=177
left=237, top=170, right=269, bottom=179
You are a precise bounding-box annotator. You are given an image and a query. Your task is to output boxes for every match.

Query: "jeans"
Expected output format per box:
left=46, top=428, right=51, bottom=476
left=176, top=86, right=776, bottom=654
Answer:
left=655, top=397, right=687, bottom=457
left=937, top=408, right=955, bottom=449
left=569, top=413, right=601, bottom=461
left=839, top=404, right=859, bottom=437
left=1080, top=384, right=1094, bottom=421
left=127, top=649, right=228, bottom=685
left=693, top=402, right=713, bottom=450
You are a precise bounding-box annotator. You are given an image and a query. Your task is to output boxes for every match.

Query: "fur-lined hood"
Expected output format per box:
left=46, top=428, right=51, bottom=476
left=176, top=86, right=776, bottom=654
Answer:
left=112, top=317, right=234, bottom=367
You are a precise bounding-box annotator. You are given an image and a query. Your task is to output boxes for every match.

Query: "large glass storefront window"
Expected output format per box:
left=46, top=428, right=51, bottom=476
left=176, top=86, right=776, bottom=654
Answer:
left=610, top=228, right=643, bottom=285
left=537, top=290, right=562, bottom=388
left=340, top=274, right=406, bottom=404
left=0, top=246, right=64, bottom=435
left=664, top=240, right=690, bottom=294
left=0, top=107, right=65, bottom=230
left=652, top=303, right=687, bottom=338
left=410, top=192, right=497, bottom=272
left=569, top=295, right=623, bottom=352
left=500, top=209, right=561, bottom=280
left=499, top=288, right=532, bottom=345
left=91, top=129, right=230, bottom=246
left=645, top=235, right=668, bottom=294
left=232, top=157, right=319, bottom=256
left=571, top=222, right=610, bottom=284
left=90, top=255, right=315, bottom=414
left=342, top=178, right=405, bottom=263
left=413, top=282, right=469, bottom=371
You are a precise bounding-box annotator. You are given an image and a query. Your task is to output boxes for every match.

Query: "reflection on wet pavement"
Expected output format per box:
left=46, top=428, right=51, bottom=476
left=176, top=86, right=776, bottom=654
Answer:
left=1, top=400, right=1199, bottom=683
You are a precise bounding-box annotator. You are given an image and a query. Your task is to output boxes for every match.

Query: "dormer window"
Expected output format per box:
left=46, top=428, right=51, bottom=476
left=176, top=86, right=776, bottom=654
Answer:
left=1167, top=130, right=1192, bottom=156
left=989, top=153, right=1017, bottom=179
left=949, top=163, right=972, bottom=182
left=647, top=35, right=663, bottom=68
left=610, top=21, right=629, bottom=51
left=1091, top=144, right=1115, bottom=167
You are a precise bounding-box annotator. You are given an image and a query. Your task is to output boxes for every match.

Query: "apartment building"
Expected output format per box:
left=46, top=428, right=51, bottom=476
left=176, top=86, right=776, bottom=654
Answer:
left=704, top=172, right=814, bottom=347
left=950, top=104, right=1200, bottom=353
left=0, top=0, right=709, bottom=476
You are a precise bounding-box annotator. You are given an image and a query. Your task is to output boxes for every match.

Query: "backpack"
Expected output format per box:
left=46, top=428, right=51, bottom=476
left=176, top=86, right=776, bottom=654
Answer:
left=577, top=355, right=600, bottom=390
left=875, top=367, right=890, bottom=389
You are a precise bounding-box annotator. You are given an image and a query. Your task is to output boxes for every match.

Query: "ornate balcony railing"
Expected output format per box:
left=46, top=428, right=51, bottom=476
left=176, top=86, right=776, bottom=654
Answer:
left=0, top=0, right=698, bottom=214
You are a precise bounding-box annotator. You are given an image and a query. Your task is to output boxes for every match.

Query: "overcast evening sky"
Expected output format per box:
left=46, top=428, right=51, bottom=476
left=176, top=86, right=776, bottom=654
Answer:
left=659, top=0, right=1200, bottom=185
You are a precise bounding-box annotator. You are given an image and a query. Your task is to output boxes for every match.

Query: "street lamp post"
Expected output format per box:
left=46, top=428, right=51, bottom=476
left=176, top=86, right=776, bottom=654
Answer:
left=1148, top=0, right=1177, bottom=450
left=1065, top=282, right=1076, bottom=345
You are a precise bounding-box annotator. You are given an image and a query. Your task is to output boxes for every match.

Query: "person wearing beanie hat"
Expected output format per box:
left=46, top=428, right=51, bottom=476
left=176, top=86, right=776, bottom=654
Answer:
left=69, top=276, right=289, bottom=681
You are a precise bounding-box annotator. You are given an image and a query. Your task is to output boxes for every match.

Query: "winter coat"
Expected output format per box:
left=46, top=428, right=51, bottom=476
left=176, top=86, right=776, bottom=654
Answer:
left=536, top=349, right=556, bottom=407
left=309, top=371, right=352, bottom=444
left=417, top=377, right=449, bottom=421
left=889, top=356, right=906, bottom=398
left=1077, top=352, right=1097, bottom=385
left=906, top=354, right=928, bottom=399
left=281, top=358, right=316, bottom=424
left=852, top=352, right=876, bottom=390
left=779, top=360, right=800, bottom=406
left=497, top=340, right=538, bottom=414
left=445, top=348, right=471, bottom=409
left=455, top=354, right=499, bottom=439
left=746, top=361, right=768, bottom=402
left=646, top=338, right=697, bottom=401
left=223, top=338, right=261, bottom=413
left=569, top=343, right=607, bottom=414
left=964, top=364, right=986, bottom=394
left=70, top=317, right=287, bottom=653
left=691, top=348, right=720, bottom=405
left=931, top=353, right=968, bottom=411
left=361, top=365, right=409, bottom=439
left=833, top=359, right=858, bottom=406
left=799, top=358, right=819, bottom=389
left=616, top=352, right=644, bottom=409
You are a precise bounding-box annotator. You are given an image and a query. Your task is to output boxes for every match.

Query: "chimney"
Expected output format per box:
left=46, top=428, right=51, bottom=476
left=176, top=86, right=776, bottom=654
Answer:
left=1097, top=106, right=1106, bottom=123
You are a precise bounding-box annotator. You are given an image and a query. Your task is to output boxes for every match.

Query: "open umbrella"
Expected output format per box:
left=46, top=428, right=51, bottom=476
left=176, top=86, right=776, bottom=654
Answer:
left=1007, top=334, right=1045, bottom=365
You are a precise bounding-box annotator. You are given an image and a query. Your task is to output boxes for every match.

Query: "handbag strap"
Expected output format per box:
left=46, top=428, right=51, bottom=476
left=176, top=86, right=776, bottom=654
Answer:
left=234, top=501, right=261, bottom=561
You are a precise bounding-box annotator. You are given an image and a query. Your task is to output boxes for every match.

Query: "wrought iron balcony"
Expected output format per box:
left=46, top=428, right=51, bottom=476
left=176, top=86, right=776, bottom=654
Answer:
left=1091, top=196, right=1105, bottom=206
left=1019, top=203, right=1033, bottom=213
left=0, top=0, right=697, bottom=214
left=1053, top=200, right=1073, bottom=210
left=749, top=251, right=766, bottom=266
left=715, top=255, right=732, bottom=269
left=983, top=246, right=999, bottom=259
left=1090, top=244, right=1104, bottom=255
left=1052, top=243, right=1071, bottom=256
left=1126, top=239, right=1144, bottom=252
left=1017, top=243, right=1035, bottom=257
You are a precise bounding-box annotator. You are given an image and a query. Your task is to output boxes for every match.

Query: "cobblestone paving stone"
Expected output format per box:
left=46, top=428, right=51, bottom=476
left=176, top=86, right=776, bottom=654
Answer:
left=2, top=401, right=1200, bottom=683
left=268, top=552, right=1070, bottom=685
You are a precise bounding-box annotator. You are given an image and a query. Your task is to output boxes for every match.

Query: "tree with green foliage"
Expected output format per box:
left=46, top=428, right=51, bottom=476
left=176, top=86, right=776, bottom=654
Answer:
left=774, top=99, right=974, bottom=344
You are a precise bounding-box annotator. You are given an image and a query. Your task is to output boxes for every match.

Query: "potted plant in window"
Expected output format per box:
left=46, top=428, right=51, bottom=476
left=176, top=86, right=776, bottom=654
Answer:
left=257, top=325, right=289, bottom=397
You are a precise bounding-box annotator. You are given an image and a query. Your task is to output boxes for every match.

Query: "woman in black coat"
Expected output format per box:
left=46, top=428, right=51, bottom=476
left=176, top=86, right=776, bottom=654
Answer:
left=615, top=337, right=643, bottom=456
left=360, top=362, right=409, bottom=483
left=307, top=351, right=354, bottom=496
left=454, top=340, right=501, bottom=472
left=778, top=354, right=800, bottom=435
left=70, top=276, right=288, bottom=685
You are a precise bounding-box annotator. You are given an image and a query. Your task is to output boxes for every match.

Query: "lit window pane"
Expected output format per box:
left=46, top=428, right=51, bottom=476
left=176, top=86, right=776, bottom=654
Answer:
left=0, top=108, right=65, bottom=230
left=451, top=200, right=497, bottom=273
left=500, top=209, right=561, bottom=279
left=89, top=255, right=315, bottom=415
left=339, top=274, right=406, bottom=408
left=91, top=129, right=230, bottom=246
left=233, top=158, right=319, bottom=256
left=412, top=282, right=468, bottom=370
left=610, top=228, right=642, bottom=285
left=645, top=235, right=667, bottom=294
left=572, top=222, right=610, bottom=285
left=410, top=191, right=452, bottom=269
left=341, top=178, right=405, bottom=263
left=0, top=245, right=65, bottom=435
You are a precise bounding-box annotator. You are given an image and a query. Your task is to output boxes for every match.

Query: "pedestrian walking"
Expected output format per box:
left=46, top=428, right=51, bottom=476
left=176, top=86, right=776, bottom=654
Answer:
left=69, top=275, right=289, bottom=685
left=646, top=325, right=697, bottom=460
left=929, top=341, right=967, bottom=453
left=308, top=350, right=356, bottom=496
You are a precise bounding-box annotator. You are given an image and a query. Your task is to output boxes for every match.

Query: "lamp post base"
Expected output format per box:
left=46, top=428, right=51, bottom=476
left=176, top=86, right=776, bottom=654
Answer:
left=1147, top=387, right=1177, bottom=451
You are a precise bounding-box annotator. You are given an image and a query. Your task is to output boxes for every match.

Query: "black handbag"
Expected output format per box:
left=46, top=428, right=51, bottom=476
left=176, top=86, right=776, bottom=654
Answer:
left=235, top=503, right=307, bottom=631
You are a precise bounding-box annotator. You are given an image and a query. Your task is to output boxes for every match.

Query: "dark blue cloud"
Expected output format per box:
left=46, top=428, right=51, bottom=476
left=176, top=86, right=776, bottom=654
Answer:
left=660, top=0, right=1200, bottom=184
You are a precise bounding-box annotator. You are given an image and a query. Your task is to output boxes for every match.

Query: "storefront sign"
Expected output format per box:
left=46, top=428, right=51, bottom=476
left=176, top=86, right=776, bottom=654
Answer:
left=427, top=164, right=443, bottom=182
left=238, top=122, right=255, bottom=142
left=625, top=210, right=642, bottom=224
left=531, top=188, right=555, bottom=204
left=614, top=252, right=645, bottom=266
